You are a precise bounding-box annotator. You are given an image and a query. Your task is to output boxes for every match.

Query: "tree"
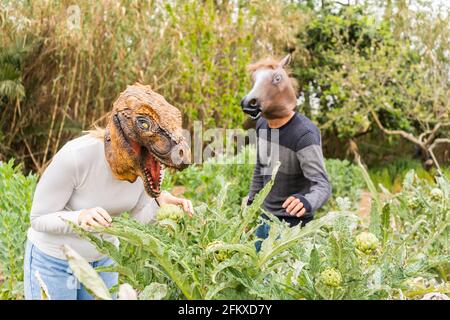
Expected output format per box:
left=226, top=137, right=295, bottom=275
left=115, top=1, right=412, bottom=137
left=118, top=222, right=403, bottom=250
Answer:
left=293, top=4, right=449, bottom=168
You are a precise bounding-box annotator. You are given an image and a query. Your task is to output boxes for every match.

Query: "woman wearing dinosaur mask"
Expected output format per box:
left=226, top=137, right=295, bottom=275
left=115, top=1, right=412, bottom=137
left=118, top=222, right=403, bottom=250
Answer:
left=24, top=83, right=193, bottom=300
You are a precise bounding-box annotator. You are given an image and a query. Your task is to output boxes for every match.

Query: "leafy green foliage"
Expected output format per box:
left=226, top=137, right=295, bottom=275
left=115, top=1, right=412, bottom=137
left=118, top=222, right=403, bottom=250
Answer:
left=0, top=0, right=299, bottom=171
left=285, top=171, right=449, bottom=300
left=68, top=149, right=449, bottom=300
left=0, top=0, right=448, bottom=301
left=164, top=146, right=366, bottom=215
left=293, top=4, right=449, bottom=163
left=0, top=160, right=37, bottom=299
left=138, top=282, right=167, bottom=300
left=166, top=0, right=251, bottom=128
left=0, top=41, right=27, bottom=101
left=70, top=160, right=283, bottom=300
left=320, top=158, right=365, bottom=213
left=294, top=5, right=391, bottom=131
left=369, top=157, right=450, bottom=192
left=163, top=146, right=256, bottom=211
left=1, top=151, right=448, bottom=300
left=62, top=244, right=112, bottom=300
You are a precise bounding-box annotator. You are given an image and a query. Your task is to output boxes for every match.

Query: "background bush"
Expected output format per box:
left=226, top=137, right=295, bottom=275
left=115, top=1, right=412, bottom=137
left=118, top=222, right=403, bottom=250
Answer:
left=0, top=0, right=448, bottom=300
left=0, top=160, right=37, bottom=299
left=70, top=153, right=449, bottom=300
left=2, top=1, right=447, bottom=174
left=0, top=0, right=301, bottom=173
left=292, top=4, right=449, bottom=165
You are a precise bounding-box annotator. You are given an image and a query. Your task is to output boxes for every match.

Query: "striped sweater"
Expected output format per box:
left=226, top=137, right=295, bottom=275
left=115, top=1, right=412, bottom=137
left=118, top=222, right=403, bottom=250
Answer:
left=248, top=112, right=331, bottom=220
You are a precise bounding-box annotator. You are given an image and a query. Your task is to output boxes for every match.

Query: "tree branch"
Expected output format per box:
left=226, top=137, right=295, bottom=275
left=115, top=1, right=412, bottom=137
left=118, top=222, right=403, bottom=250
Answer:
left=429, top=138, right=450, bottom=151
left=423, top=123, right=442, bottom=147
left=369, top=109, right=425, bottom=150
left=428, top=138, right=450, bottom=176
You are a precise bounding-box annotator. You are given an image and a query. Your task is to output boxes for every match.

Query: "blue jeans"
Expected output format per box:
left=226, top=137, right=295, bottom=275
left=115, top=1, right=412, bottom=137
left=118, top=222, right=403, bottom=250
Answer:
left=255, top=214, right=313, bottom=252
left=255, top=222, right=271, bottom=252
left=24, top=240, right=118, bottom=300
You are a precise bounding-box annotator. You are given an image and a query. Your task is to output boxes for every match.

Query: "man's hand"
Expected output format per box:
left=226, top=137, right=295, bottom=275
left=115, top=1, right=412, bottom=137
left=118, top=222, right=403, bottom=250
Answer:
left=78, top=207, right=112, bottom=230
left=282, top=196, right=306, bottom=217
left=157, top=192, right=194, bottom=217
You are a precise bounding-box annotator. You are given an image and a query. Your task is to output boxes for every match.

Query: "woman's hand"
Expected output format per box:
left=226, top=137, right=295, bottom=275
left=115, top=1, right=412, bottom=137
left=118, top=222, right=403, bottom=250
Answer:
left=78, top=207, right=112, bottom=230
left=157, top=192, right=194, bottom=217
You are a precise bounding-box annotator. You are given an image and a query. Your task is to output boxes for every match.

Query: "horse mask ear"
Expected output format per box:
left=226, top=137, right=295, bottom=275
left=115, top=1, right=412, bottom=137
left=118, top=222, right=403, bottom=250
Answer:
left=279, top=54, right=292, bottom=68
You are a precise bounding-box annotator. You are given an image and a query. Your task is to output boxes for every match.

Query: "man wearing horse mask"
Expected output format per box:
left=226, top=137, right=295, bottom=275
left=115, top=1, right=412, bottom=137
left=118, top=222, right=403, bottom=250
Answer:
left=241, top=54, right=332, bottom=251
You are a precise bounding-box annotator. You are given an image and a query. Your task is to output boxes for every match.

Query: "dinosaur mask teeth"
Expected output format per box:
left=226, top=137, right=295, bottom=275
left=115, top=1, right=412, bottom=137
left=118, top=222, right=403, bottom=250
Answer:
left=143, top=151, right=161, bottom=196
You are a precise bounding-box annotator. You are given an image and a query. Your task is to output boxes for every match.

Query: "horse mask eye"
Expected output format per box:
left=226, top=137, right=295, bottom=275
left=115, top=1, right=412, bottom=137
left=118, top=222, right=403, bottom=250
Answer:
left=273, top=74, right=282, bottom=84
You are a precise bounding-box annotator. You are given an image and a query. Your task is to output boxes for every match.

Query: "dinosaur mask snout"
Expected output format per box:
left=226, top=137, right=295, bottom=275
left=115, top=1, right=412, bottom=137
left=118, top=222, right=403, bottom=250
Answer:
left=105, top=83, right=190, bottom=198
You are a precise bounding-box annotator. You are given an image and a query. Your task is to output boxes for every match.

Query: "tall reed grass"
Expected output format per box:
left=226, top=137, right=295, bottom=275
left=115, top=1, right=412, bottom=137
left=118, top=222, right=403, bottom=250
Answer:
left=0, top=0, right=304, bottom=173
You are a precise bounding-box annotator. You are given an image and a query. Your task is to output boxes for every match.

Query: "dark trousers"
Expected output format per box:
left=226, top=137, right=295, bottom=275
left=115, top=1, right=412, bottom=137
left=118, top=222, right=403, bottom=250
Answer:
left=255, top=214, right=312, bottom=252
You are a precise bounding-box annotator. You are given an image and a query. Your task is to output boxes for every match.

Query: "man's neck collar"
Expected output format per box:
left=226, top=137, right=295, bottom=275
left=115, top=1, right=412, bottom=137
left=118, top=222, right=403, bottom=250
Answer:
left=266, top=111, right=296, bottom=129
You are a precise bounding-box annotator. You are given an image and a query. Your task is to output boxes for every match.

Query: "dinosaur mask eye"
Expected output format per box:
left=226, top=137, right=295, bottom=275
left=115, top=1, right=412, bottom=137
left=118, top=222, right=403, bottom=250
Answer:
left=136, top=117, right=152, bottom=131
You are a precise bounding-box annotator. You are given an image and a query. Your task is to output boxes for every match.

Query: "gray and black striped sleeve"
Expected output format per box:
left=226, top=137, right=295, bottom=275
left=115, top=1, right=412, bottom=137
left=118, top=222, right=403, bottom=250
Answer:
left=247, top=155, right=264, bottom=205
left=294, top=133, right=332, bottom=213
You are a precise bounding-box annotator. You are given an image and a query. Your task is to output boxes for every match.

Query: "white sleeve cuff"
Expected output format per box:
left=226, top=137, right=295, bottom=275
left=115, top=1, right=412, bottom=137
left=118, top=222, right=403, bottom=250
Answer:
left=59, top=210, right=82, bottom=225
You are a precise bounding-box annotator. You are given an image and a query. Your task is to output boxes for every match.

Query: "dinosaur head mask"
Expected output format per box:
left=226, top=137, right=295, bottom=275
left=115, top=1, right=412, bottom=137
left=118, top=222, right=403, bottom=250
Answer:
left=104, top=83, right=190, bottom=198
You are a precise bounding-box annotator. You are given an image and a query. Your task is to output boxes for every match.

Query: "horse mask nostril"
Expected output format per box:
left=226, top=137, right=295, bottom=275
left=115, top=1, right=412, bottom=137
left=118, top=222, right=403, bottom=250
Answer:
left=249, top=99, right=258, bottom=108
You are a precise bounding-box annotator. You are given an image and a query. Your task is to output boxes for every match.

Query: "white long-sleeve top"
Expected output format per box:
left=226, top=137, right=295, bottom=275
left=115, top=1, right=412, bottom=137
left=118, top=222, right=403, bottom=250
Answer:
left=27, top=134, right=160, bottom=261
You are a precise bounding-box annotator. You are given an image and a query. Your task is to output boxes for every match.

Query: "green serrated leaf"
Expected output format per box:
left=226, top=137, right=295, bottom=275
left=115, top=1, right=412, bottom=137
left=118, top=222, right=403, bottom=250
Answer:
left=139, top=283, right=167, bottom=300
left=381, top=203, right=391, bottom=245
left=309, top=246, right=321, bottom=277
left=62, top=245, right=112, bottom=300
